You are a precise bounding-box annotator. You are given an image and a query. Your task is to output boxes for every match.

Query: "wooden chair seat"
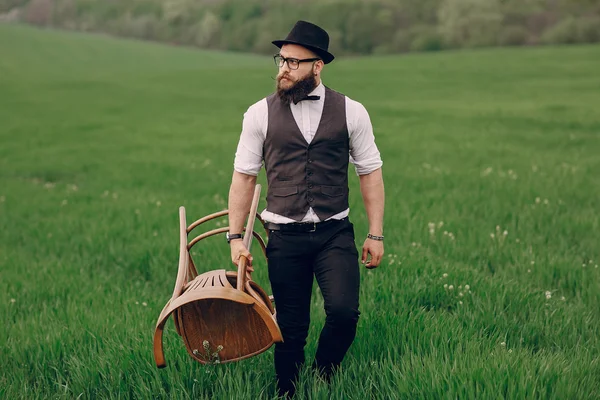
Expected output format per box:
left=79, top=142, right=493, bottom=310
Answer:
left=153, top=185, right=282, bottom=367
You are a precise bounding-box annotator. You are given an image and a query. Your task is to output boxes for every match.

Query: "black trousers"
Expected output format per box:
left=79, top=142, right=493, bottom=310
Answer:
left=266, top=218, right=360, bottom=396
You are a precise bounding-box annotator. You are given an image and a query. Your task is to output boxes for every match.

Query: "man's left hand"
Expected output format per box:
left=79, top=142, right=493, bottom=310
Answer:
left=362, top=238, right=384, bottom=269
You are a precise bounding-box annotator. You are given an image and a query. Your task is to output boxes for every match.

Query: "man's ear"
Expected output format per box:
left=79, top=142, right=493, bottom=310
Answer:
left=314, top=60, right=324, bottom=75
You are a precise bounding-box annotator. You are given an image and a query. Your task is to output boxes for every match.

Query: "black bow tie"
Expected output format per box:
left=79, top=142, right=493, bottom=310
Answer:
left=293, top=95, right=320, bottom=105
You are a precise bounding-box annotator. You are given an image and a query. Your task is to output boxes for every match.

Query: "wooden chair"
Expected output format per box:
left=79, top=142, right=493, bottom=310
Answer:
left=153, top=185, right=282, bottom=367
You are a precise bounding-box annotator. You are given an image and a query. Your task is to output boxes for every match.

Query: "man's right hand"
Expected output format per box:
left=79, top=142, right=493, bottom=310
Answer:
left=230, top=239, right=254, bottom=272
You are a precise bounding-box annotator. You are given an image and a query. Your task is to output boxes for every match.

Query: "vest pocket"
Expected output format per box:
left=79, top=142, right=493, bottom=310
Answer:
left=320, top=185, right=344, bottom=197
left=272, top=186, right=298, bottom=197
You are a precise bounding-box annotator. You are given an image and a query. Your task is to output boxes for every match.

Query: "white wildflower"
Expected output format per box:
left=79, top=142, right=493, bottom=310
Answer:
left=112, top=192, right=118, bottom=199
left=10, top=298, right=16, bottom=303
left=443, top=273, right=448, bottom=278
left=156, top=201, right=161, bottom=207
left=142, top=302, right=147, bottom=307
left=561, top=296, right=566, bottom=301
left=448, top=285, right=454, bottom=290
left=61, top=199, right=68, bottom=206
left=459, top=292, right=463, bottom=297
left=535, top=197, right=541, bottom=204
left=500, top=342, right=506, bottom=347
left=464, top=284, right=470, bottom=290
left=443, top=284, right=448, bottom=289
left=503, top=230, right=508, bottom=236
left=458, top=301, right=463, bottom=305
left=490, top=233, right=495, bottom=239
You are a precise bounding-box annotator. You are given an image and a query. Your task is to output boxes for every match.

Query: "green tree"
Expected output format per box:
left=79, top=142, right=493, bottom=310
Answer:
left=438, top=0, right=503, bottom=47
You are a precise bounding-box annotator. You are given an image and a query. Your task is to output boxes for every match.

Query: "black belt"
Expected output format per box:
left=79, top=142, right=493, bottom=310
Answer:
left=264, top=217, right=347, bottom=233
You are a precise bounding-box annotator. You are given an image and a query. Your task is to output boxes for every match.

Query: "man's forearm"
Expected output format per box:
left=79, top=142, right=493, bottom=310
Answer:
left=228, top=171, right=257, bottom=234
left=358, top=168, right=384, bottom=236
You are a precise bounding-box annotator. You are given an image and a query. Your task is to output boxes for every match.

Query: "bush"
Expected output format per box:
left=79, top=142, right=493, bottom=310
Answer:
left=577, top=17, right=600, bottom=43
left=497, top=26, right=529, bottom=46
left=541, top=17, right=579, bottom=44
left=391, top=29, right=412, bottom=53
left=0, top=0, right=28, bottom=14
left=127, top=15, right=160, bottom=41
left=193, top=11, right=221, bottom=48
left=410, top=27, right=444, bottom=52
left=23, top=0, right=53, bottom=26
left=438, top=0, right=503, bottom=47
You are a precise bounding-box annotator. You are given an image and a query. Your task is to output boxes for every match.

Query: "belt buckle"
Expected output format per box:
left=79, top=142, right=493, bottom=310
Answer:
left=308, top=222, right=317, bottom=232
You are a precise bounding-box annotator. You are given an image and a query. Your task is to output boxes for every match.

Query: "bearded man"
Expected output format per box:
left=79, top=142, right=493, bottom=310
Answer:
left=227, top=20, right=385, bottom=397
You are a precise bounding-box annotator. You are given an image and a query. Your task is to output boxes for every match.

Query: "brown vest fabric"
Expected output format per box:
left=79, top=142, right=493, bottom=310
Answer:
left=263, top=87, right=349, bottom=221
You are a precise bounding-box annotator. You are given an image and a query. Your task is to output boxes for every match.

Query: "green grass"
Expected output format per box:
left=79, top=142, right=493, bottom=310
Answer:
left=1, top=23, right=600, bottom=399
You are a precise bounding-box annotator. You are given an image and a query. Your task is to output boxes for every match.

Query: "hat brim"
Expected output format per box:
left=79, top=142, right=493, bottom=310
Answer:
left=272, top=40, right=335, bottom=64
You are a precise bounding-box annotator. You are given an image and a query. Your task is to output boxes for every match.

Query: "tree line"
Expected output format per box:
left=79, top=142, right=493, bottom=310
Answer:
left=2, top=0, right=599, bottom=55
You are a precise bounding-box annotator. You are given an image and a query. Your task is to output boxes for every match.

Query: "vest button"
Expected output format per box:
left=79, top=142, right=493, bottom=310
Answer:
left=308, top=197, right=314, bottom=202
left=308, top=159, right=313, bottom=163
left=308, top=184, right=313, bottom=189
left=307, top=171, right=313, bottom=176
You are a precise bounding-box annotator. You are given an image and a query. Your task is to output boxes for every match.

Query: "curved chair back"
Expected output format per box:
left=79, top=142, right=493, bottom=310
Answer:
left=153, top=185, right=282, bottom=367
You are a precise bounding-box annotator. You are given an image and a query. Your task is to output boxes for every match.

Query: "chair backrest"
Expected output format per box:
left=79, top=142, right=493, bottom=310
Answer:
left=153, top=185, right=282, bottom=367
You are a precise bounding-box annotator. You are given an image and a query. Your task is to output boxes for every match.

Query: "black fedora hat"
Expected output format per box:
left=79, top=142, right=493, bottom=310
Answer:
left=272, top=20, right=335, bottom=64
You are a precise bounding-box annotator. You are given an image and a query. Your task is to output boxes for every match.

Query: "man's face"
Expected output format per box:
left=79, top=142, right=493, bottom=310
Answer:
left=276, top=44, right=320, bottom=91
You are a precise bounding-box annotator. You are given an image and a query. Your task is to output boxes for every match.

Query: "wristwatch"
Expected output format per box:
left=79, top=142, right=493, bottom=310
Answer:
left=226, top=232, right=243, bottom=243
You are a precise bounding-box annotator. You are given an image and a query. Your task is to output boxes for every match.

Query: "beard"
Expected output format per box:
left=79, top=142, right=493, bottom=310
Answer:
left=276, top=68, right=318, bottom=105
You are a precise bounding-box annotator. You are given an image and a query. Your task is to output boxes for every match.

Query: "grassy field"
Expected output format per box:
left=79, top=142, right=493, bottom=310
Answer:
left=1, top=23, right=600, bottom=399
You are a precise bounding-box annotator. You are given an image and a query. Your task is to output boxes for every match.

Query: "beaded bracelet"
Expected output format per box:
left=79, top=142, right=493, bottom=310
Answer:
left=367, top=233, right=384, bottom=241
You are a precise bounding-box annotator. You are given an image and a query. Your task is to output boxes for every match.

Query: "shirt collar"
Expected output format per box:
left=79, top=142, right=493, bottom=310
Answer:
left=309, top=81, right=325, bottom=99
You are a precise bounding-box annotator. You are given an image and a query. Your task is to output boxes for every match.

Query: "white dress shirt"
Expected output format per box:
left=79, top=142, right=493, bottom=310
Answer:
left=234, top=82, right=383, bottom=224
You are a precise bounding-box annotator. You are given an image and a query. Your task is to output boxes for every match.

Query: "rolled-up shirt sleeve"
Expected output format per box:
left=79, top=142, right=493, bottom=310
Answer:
left=346, top=97, right=383, bottom=175
left=233, top=99, right=267, bottom=176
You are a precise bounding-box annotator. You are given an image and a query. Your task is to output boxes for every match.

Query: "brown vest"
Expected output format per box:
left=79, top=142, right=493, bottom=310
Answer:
left=263, top=87, right=349, bottom=221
